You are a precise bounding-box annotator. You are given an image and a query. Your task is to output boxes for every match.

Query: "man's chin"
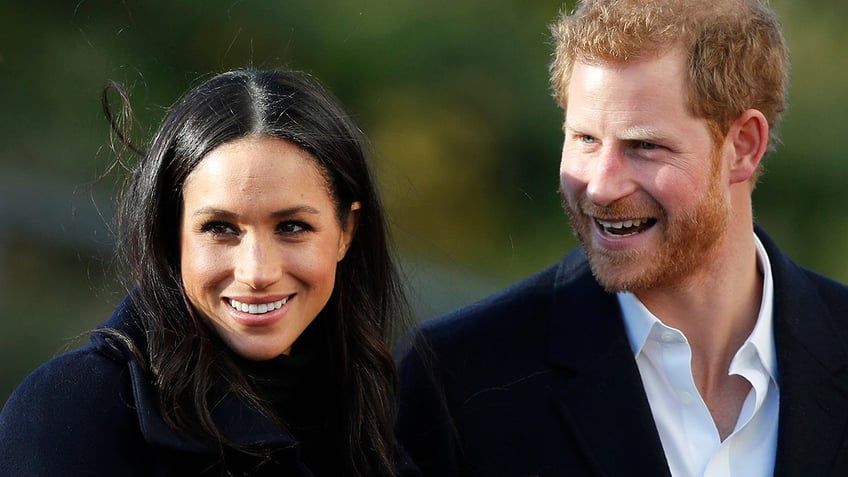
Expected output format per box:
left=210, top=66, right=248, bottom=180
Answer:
left=585, top=251, right=662, bottom=294
left=590, top=267, right=639, bottom=294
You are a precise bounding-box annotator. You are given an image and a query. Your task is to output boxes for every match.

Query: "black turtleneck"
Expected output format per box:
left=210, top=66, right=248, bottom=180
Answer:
left=234, top=314, right=345, bottom=476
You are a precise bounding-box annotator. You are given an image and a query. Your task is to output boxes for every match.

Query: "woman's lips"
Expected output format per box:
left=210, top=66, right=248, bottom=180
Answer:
left=228, top=296, right=290, bottom=314
left=225, top=295, right=295, bottom=326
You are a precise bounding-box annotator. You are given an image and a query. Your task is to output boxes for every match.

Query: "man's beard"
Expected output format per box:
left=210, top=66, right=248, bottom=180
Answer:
left=562, top=162, right=731, bottom=294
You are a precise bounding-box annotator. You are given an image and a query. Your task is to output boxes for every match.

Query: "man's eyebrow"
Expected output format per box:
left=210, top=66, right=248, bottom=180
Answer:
left=564, top=122, right=670, bottom=139
left=563, top=122, right=581, bottom=133
left=617, top=126, right=669, bottom=142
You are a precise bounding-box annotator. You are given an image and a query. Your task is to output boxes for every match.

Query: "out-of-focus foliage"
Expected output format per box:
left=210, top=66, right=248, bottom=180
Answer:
left=752, top=0, right=848, bottom=265
left=1, top=0, right=846, bottom=403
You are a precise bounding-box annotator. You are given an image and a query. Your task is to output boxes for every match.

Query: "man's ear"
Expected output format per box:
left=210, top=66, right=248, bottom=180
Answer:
left=337, top=201, right=361, bottom=261
left=727, top=109, right=769, bottom=184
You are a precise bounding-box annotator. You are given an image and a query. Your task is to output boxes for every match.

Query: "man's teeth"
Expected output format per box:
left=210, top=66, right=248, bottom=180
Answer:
left=229, top=297, right=288, bottom=314
left=597, top=218, right=649, bottom=229
left=597, top=218, right=651, bottom=235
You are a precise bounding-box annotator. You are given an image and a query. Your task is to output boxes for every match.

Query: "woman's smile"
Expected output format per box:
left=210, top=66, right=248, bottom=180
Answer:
left=227, top=296, right=292, bottom=315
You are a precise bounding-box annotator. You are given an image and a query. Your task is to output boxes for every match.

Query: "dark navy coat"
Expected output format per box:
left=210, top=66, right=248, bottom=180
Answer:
left=396, top=228, right=848, bottom=476
left=0, top=298, right=418, bottom=476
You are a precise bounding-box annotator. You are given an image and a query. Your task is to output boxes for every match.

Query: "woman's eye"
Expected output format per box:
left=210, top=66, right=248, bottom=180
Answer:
left=200, top=221, right=238, bottom=236
left=279, top=221, right=311, bottom=234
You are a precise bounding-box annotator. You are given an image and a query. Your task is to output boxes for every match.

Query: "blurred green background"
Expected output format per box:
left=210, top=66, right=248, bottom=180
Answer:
left=2, top=0, right=846, bottom=404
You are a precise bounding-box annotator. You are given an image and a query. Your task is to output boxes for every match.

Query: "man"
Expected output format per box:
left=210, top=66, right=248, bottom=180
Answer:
left=395, top=0, right=848, bottom=476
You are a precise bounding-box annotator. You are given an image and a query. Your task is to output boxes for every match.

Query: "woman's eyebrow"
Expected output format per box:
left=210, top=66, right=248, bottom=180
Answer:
left=190, top=205, right=322, bottom=218
left=269, top=206, right=321, bottom=218
left=190, top=207, right=236, bottom=219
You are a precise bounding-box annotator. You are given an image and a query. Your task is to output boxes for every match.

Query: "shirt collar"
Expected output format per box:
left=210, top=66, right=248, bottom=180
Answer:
left=618, top=232, right=777, bottom=380
left=748, top=233, right=777, bottom=380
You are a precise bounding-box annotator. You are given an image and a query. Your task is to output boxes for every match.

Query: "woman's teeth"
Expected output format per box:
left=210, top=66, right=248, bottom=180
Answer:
left=229, top=297, right=288, bottom=314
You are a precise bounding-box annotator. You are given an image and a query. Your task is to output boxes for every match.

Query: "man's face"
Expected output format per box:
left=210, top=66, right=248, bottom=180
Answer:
left=559, top=48, right=732, bottom=293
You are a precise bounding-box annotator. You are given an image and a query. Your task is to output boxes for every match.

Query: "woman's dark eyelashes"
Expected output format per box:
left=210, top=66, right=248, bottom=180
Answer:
left=279, top=221, right=312, bottom=234
left=197, top=219, right=313, bottom=237
left=200, top=220, right=238, bottom=235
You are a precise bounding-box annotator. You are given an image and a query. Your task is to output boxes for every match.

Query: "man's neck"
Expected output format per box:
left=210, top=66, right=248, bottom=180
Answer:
left=634, top=226, right=764, bottom=440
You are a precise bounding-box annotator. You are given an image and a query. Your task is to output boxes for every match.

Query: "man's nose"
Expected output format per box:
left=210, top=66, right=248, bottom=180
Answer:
left=585, top=148, right=637, bottom=206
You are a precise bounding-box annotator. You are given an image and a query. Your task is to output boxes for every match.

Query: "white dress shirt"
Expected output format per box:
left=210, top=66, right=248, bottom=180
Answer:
left=618, top=234, right=779, bottom=477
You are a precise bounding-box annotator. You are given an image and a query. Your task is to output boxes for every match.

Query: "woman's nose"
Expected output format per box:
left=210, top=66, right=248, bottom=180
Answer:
left=234, top=235, right=282, bottom=290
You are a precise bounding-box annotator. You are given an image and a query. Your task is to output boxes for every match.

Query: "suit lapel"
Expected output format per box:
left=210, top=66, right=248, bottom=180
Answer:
left=546, top=251, right=672, bottom=477
left=763, top=231, right=848, bottom=477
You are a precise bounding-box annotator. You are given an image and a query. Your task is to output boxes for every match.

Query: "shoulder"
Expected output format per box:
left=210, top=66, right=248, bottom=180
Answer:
left=0, top=330, right=150, bottom=474
left=396, top=247, right=593, bottom=384
left=759, top=227, right=848, bottom=349
left=761, top=226, right=848, bottom=309
left=411, top=247, right=589, bottom=347
left=395, top=249, right=592, bottom=475
left=1, top=344, right=133, bottom=420
left=794, top=267, right=848, bottom=336
left=800, top=268, right=848, bottom=305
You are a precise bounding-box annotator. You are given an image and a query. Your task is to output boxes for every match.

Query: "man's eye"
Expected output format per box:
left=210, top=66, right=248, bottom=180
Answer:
left=638, top=141, right=659, bottom=150
left=579, top=135, right=597, bottom=144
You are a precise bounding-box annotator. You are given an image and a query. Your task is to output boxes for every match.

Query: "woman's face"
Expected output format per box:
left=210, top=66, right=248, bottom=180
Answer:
left=180, top=135, right=359, bottom=361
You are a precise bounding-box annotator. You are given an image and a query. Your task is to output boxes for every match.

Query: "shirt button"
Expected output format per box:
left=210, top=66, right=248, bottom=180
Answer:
left=661, top=331, right=676, bottom=343
left=680, top=391, right=695, bottom=405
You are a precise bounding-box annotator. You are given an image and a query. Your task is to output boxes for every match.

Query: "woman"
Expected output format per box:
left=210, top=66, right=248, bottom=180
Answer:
left=0, top=69, right=417, bottom=476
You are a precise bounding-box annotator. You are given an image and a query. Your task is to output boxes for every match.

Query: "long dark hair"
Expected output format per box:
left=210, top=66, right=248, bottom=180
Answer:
left=104, top=69, right=408, bottom=476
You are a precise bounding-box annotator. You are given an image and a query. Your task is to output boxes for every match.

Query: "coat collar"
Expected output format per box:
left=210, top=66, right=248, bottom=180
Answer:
left=757, top=227, right=848, bottom=477
left=546, top=248, right=672, bottom=477
left=91, top=296, right=296, bottom=454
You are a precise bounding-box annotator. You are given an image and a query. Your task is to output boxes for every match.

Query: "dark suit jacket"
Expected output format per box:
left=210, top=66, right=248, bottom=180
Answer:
left=396, top=228, right=848, bottom=476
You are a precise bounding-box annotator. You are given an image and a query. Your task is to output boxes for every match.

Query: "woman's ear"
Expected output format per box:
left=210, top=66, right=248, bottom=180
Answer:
left=337, top=201, right=362, bottom=261
left=727, top=109, right=769, bottom=185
